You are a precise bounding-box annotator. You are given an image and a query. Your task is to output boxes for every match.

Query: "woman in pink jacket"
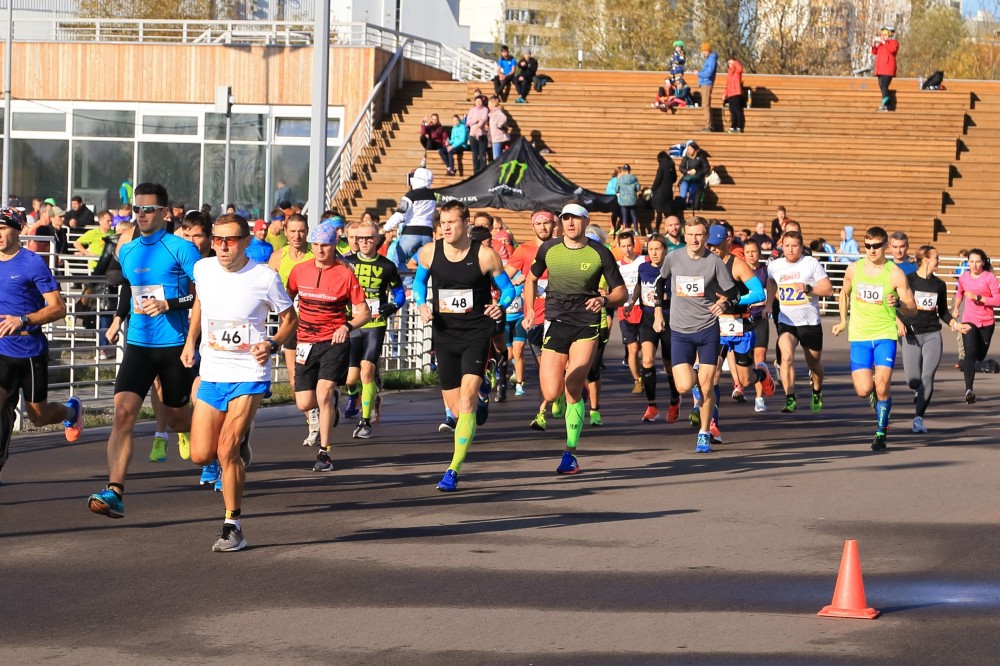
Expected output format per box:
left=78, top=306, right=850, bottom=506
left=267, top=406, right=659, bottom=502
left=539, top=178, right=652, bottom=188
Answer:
left=465, top=95, right=490, bottom=173
left=724, top=58, right=745, bottom=133
left=953, top=248, right=1000, bottom=402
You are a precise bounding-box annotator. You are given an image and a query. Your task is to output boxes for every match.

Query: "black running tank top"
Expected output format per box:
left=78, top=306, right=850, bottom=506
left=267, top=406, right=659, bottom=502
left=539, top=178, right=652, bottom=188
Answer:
left=430, top=239, right=494, bottom=334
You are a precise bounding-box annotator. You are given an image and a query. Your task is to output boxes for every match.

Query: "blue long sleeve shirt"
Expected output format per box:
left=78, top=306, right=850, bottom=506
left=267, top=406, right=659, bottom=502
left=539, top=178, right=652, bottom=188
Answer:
left=698, top=52, right=718, bottom=87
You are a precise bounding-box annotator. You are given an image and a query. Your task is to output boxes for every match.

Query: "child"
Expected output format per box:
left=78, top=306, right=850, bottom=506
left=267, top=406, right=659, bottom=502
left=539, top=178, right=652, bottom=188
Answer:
left=670, top=40, right=686, bottom=77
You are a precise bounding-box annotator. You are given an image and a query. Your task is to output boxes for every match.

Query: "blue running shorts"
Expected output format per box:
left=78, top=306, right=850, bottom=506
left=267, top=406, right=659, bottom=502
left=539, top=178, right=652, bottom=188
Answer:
left=849, top=339, right=897, bottom=372
left=197, top=381, right=271, bottom=412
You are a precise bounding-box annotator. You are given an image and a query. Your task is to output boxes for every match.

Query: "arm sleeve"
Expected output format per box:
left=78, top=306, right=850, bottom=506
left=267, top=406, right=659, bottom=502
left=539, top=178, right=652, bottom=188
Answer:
left=166, top=291, right=195, bottom=311
left=529, top=243, right=548, bottom=278
left=116, top=279, right=133, bottom=320
left=601, top=248, right=626, bottom=291
left=492, top=270, right=516, bottom=308
left=413, top=263, right=430, bottom=306
left=737, top=275, right=765, bottom=306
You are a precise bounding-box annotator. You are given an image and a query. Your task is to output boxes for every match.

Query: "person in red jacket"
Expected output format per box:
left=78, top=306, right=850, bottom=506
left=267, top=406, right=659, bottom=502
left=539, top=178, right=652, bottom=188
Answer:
left=724, top=58, right=745, bottom=133
left=872, top=25, right=899, bottom=111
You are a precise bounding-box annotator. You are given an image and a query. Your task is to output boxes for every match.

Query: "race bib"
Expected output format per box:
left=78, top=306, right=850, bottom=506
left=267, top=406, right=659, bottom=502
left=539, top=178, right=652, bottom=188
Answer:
left=719, top=315, right=742, bottom=337
left=641, top=282, right=657, bottom=307
left=777, top=284, right=808, bottom=306
left=536, top=278, right=548, bottom=299
left=914, top=290, right=937, bottom=312
left=508, top=296, right=523, bottom=314
left=439, top=288, right=474, bottom=314
left=856, top=284, right=884, bottom=304
left=676, top=275, right=705, bottom=298
left=207, top=319, right=253, bottom=352
left=366, top=298, right=381, bottom=317
left=132, top=284, right=165, bottom=314
left=295, top=342, right=314, bottom=365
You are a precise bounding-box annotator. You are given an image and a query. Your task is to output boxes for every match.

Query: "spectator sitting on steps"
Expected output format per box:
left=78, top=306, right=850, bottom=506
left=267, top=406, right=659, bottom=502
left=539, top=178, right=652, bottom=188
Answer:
left=492, top=45, right=517, bottom=102
left=443, top=114, right=469, bottom=177
left=514, top=50, right=538, bottom=104
left=419, top=114, right=449, bottom=161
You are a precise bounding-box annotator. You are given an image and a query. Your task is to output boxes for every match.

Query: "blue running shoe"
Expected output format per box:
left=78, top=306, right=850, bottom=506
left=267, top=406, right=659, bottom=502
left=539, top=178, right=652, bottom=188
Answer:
left=695, top=433, right=712, bottom=453
left=200, top=460, right=222, bottom=486
left=436, top=469, right=458, bottom=492
left=344, top=393, right=359, bottom=418
left=214, top=477, right=223, bottom=492
left=88, top=488, right=124, bottom=519
left=556, top=450, right=580, bottom=474
left=438, top=416, right=457, bottom=434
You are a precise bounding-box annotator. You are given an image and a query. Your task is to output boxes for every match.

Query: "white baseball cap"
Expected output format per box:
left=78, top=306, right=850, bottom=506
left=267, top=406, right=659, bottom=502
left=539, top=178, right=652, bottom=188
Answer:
left=559, top=203, right=589, bottom=219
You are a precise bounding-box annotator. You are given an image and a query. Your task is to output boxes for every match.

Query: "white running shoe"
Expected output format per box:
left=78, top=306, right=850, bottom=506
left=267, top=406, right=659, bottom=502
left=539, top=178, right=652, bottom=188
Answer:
left=912, top=416, right=927, bottom=433
left=302, top=430, right=321, bottom=446
left=754, top=397, right=767, bottom=413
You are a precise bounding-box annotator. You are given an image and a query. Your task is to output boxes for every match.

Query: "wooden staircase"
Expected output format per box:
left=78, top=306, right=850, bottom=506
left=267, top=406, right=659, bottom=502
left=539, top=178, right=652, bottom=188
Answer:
left=333, top=70, right=998, bottom=256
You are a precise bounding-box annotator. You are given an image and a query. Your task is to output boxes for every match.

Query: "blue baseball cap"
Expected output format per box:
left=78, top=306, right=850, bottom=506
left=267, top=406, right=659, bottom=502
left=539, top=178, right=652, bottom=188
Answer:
left=706, top=224, right=728, bottom=246
left=327, top=216, right=345, bottom=229
left=307, top=221, right=338, bottom=245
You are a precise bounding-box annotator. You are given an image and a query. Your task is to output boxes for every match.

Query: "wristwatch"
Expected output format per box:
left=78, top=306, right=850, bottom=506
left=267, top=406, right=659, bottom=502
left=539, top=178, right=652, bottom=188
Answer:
left=19, top=315, right=29, bottom=327
left=267, top=338, right=279, bottom=353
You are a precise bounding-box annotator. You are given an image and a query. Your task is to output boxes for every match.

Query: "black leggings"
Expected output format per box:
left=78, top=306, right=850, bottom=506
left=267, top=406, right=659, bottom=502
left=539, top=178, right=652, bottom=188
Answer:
left=726, top=94, right=745, bottom=131
left=963, top=323, right=995, bottom=392
left=877, top=75, right=893, bottom=107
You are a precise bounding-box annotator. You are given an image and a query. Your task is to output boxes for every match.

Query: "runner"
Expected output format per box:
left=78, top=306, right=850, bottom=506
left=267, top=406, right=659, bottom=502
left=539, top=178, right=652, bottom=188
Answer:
left=663, top=215, right=685, bottom=252
left=88, top=183, right=202, bottom=518
left=267, top=213, right=318, bottom=445
left=900, top=245, right=968, bottom=432
left=628, top=233, right=680, bottom=423
left=742, top=238, right=773, bottom=412
left=763, top=230, right=834, bottom=414
left=652, top=217, right=742, bottom=453
left=413, top=200, right=514, bottom=492
left=342, top=220, right=405, bottom=439
left=506, top=209, right=559, bottom=430
left=615, top=230, right=646, bottom=395
left=832, top=225, right=916, bottom=451
left=0, top=208, right=83, bottom=484
left=523, top=203, right=627, bottom=473
left=500, top=269, right=527, bottom=397
left=952, top=248, right=1000, bottom=404
left=287, top=221, right=371, bottom=472
left=181, top=214, right=297, bottom=552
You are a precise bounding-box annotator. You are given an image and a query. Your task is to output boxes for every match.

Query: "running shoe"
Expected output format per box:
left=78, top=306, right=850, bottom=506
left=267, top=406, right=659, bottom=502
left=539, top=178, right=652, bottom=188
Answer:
left=307, top=407, right=320, bottom=428
left=214, top=477, right=223, bottom=492
left=148, top=436, right=167, bottom=462
left=372, top=394, right=383, bottom=425
left=688, top=408, right=701, bottom=428
left=344, top=393, right=360, bottom=418
left=495, top=380, right=508, bottom=403
left=529, top=411, right=547, bottom=431
left=313, top=449, right=334, bottom=472
left=556, top=450, right=580, bottom=474
left=199, top=460, right=222, bottom=486
left=353, top=420, right=373, bottom=439
left=757, top=363, right=776, bottom=397
left=754, top=397, right=767, bottom=413
left=88, top=488, right=124, bottom=519
left=731, top=385, right=746, bottom=402
left=63, top=396, right=84, bottom=442
left=811, top=391, right=823, bottom=413
left=709, top=419, right=723, bottom=444
left=436, top=468, right=458, bottom=492
left=552, top=393, right=566, bottom=419
left=476, top=394, right=490, bottom=426
left=239, top=425, right=253, bottom=469
left=782, top=396, right=797, bottom=413
left=212, top=524, right=247, bottom=552
left=177, top=432, right=191, bottom=460
left=333, top=390, right=341, bottom=427
left=695, top=432, right=712, bottom=453
left=589, top=409, right=603, bottom=426
left=965, top=390, right=976, bottom=404
left=302, top=430, right=320, bottom=447
left=642, top=406, right=660, bottom=422
left=514, top=383, right=525, bottom=397
left=632, top=379, right=643, bottom=395
left=871, top=432, right=888, bottom=451
left=912, top=416, right=927, bottom=433
left=439, top=416, right=457, bottom=434
left=667, top=400, right=680, bottom=423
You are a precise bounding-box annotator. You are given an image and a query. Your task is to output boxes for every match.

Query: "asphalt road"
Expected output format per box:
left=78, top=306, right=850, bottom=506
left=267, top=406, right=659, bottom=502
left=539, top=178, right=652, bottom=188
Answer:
left=2, top=331, right=999, bottom=664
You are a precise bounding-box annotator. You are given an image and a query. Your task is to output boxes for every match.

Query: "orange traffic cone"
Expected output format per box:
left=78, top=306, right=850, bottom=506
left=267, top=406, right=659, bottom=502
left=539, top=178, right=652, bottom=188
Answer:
left=818, top=539, right=880, bottom=619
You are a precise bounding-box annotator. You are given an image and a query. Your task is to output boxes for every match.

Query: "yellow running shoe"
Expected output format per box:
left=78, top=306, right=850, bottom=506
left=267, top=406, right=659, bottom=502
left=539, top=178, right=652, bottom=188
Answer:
left=149, top=436, right=167, bottom=462
left=177, top=432, right=191, bottom=460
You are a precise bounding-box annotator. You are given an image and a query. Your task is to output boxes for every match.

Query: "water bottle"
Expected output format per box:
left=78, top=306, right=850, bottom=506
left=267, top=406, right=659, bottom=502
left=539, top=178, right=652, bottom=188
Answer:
left=918, top=76, right=925, bottom=89
left=747, top=89, right=753, bottom=108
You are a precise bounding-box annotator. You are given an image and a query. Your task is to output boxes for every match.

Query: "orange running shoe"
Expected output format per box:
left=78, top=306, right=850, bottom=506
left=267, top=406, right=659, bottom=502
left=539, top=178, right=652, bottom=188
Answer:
left=667, top=400, right=680, bottom=423
left=64, top=396, right=84, bottom=443
left=758, top=363, right=776, bottom=397
left=642, top=406, right=659, bottom=422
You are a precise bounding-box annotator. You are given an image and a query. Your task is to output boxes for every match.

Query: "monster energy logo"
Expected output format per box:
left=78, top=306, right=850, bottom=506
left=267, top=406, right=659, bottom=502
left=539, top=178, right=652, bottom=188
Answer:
left=498, top=160, right=528, bottom=187
left=544, top=163, right=573, bottom=186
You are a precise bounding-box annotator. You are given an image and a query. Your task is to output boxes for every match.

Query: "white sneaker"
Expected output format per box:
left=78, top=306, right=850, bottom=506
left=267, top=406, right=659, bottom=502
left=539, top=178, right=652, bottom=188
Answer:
left=302, top=429, right=321, bottom=446
left=754, top=397, right=767, bottom=413
left=307, top=407, right=320, bottom=427
left=912, top=416, right=927, bottom=433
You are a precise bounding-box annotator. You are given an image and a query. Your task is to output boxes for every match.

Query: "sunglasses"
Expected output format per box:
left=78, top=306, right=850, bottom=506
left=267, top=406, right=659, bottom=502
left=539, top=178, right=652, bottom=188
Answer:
left=356, top=235, right=377, bottom=241
left=212, top=235, right=248, bottom=247
left=863, top=241, right=884, bottom=250
left=133, top=205, right=165, bottom=215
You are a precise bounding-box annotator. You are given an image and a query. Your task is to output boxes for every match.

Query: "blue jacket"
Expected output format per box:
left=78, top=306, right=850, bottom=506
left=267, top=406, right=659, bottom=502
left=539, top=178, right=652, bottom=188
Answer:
left=449, top=123, right=469, bottom=149
left=698, top=52, right=718, bottom=86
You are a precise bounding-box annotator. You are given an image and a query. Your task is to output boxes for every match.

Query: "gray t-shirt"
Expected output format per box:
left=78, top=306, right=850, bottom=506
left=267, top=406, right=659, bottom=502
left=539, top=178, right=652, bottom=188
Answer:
left=659, top=248, right=736, bottom=333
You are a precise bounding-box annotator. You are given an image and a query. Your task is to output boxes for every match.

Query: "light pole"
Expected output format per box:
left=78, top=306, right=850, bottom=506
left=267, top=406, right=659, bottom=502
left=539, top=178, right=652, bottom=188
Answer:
left=307, top=0, right=331, bottom=218
left=3, top=0, right=13, bottom=203
left=216, top=85, right=233, bottom=209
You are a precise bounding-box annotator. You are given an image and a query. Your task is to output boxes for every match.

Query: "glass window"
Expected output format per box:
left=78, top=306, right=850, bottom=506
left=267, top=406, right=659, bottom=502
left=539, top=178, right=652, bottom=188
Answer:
left=73, top=140, right=135, bottom=211
left=73, top=110, right=136, bottom=138
left=270, top=145, right=312, bottom=209
left=138, top=142, right=200, bottom=208
left=142, top=115, right=198, bottom=135
left=12, top=139, right=69, bottom=203
left=205, top=113, right=266, bottom=141
left=275, top=118, right=339, bottom=139
left=202, top=144, right=266, bottom=218
left=12, top=112, right=66, bottom=132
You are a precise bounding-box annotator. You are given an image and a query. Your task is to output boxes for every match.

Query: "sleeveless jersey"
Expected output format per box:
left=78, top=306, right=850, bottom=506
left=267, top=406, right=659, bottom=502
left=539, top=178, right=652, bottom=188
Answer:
left=277, top=245, right=314, bottom=288
left=430, top=239, right=494, bottom=336
left=849, top=258, right=898, bottom=341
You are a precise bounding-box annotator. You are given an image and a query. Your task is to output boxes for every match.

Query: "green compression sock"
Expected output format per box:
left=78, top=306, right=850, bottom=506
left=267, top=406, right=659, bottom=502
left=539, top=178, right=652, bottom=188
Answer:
left=346, top=384, right=360, bottom=396
left=565, top=400, right=585, bottom=449
left=361, top=381, right=377, bottom=419
left=449, top=412, right=477, bottom=473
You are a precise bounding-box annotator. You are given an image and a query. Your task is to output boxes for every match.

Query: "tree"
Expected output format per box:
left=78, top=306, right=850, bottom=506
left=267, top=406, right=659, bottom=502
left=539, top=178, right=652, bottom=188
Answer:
left=76, top=0, right=218, bottom=21
left=900, top=2, right=968, bottom=78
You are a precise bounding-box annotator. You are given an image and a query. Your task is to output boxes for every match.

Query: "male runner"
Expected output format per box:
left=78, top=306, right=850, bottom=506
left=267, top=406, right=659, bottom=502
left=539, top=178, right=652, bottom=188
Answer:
left=414, top=201, right=513, bottom=491
left=267, top=213, right=318, bottom=446
left=764, top=230, right=834, bottom=413
left=343, top=220, right=405, bottom=438
left=832, top=226, right=917, bottom=451
left=663, top=215, right=686, bottom=252
left=89, top=183, right=201, bottom=518
left=506, top=209, right=558, bottom=430
left=888, top=231, right=916, bottom=276
left=0, top=208, right=83, bottom=484
left=182, top=214, right=297, bottom=551
left=615, top=231, right=646, bottom=395
left=523, top=203, right=627, bottom=474
left=653, top=217, right=742, bottom=453
left=287, top=222, right=371, bottom=472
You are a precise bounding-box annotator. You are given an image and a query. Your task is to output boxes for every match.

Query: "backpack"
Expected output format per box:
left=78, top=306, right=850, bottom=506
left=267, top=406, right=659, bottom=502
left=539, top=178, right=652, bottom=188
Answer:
left=922, top=71, right=944, bottom=90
